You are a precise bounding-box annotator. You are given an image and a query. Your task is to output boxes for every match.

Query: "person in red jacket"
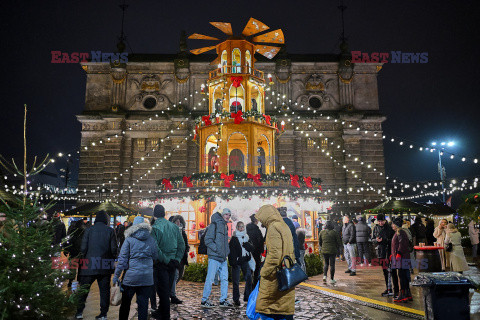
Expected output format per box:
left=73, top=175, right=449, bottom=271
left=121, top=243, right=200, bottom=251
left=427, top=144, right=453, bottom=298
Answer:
left=391, top=217, right=412, bottom=302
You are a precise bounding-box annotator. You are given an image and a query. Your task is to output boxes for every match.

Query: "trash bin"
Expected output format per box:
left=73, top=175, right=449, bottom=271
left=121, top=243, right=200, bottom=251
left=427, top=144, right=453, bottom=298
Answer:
left=412, top=272, right=475, bottom=320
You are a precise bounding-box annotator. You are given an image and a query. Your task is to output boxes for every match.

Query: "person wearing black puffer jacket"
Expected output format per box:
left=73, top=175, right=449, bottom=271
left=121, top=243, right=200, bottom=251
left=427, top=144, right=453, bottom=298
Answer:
left=246, top=214, right=264, bottom=287
left=372, top=213, right=394, bottom=296
left=64, top=219, right=86, bottom=288
left=75, top=211, right=118, bottom=320
left=355, top=216, right=372, bottom=266
left=278, top=207, right=300, bottom=263
left=228, top=221, right=254, bottom=306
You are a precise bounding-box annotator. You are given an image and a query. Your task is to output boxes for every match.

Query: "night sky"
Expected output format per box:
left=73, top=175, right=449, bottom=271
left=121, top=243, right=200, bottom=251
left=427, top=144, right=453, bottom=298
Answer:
left=1, top=0, right=479, bottom=202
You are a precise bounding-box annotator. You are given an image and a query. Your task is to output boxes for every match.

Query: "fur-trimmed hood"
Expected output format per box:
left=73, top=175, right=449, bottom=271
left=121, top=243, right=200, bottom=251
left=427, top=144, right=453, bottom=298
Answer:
left=124, top=222, right=152, bottom=240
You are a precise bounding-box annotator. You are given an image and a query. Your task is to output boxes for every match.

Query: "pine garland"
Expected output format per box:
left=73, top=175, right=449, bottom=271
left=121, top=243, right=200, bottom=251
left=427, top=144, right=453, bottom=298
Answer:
left=156, top=172, right=322, bottom=187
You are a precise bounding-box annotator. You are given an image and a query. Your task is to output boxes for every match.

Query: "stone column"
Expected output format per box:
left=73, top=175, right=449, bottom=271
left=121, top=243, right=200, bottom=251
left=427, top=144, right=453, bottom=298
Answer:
left=111, top=67, right=127, bottom=109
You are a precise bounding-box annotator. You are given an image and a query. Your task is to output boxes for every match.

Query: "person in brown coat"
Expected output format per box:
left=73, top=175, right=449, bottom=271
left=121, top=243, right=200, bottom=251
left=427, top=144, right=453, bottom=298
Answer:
left=255, top=205, right=295, bottom=320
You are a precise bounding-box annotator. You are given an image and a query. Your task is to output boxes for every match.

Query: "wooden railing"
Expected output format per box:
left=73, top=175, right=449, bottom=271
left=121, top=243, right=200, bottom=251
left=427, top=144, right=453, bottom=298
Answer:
left=209, top=65, right=264, bottom=82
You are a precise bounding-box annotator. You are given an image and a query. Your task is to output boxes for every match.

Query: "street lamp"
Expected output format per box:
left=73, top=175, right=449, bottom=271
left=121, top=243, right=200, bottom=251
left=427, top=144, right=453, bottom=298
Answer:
left=431, top=141, right=454, bottom=203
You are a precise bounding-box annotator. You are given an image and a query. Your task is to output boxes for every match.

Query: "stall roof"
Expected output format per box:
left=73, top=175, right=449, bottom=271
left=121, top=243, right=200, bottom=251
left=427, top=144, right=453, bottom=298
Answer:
left=62, top=201, right=136, bottom=216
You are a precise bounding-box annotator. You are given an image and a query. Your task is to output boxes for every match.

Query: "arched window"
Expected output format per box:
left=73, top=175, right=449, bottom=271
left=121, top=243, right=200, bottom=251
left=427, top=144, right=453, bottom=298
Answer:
left=205, top=135, right=218, bottom=173
left=229, top=149, right=245, bottom=173
left=213, top=85, right=223, bottom=114
left=228, top=132, right=248, bottom=173
left=245, top=50, right=251, bottom=74
left=257, top=147, right=266, bottom=174
left=221, top=50, right=227, bottom=73
left=257, top=135, right=271, bottom=174
left=229, top=84, right=244, bottom=113
left=232, top=48, right=241, bottom=73
left=250, top=85, right=262, bottom=113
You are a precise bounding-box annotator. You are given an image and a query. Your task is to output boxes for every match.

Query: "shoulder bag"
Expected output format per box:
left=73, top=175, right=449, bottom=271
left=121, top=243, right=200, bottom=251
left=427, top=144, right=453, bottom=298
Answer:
left=276, top=255, right=308, bottom=291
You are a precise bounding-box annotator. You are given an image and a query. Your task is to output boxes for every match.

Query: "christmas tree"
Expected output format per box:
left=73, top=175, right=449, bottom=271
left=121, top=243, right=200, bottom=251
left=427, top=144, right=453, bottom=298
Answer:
left=0, top=105, right=81, bottom=319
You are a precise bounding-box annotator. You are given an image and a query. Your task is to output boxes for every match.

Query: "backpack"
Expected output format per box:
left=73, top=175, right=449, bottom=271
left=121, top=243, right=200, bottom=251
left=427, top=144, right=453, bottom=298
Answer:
left=198, top=222, right=217, bottom=255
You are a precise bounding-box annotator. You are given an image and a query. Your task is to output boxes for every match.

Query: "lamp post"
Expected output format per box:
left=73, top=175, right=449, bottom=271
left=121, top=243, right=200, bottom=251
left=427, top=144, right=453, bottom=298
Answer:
left=431, top=141, right=454, bottom=203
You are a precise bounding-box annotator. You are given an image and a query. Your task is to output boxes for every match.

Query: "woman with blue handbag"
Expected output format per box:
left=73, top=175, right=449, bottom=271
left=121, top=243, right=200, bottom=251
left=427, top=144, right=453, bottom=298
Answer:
left=254, top=205, right=295, bottom=320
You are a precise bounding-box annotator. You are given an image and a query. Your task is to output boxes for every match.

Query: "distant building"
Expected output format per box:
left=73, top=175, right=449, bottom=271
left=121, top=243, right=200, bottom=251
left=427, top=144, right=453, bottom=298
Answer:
left=77, top=33, right=386, bottom=211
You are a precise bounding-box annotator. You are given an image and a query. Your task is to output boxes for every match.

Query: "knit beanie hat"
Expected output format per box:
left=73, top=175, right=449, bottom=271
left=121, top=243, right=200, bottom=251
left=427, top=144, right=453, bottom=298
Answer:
left=95, top=210, right=108, bottom=224
left=133, top=216, right=144, bottom=225
left=154, top=205, right=165, bottom=218
left=392, top=217, right=403, bottom=228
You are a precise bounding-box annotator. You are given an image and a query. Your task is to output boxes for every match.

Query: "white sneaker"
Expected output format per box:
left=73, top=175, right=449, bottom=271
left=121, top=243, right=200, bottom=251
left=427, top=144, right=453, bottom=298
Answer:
left=75, top=314, right=83, bottom=319
left=323, top=276, right=327, bottom=282
left=330, top=279, right=337, bottom=284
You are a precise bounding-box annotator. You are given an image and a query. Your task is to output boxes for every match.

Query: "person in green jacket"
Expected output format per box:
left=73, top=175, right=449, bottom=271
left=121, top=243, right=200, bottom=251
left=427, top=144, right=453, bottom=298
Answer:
left=150, top=205, right=185, bottom=320
left=318, top=220, right=342, bottom=284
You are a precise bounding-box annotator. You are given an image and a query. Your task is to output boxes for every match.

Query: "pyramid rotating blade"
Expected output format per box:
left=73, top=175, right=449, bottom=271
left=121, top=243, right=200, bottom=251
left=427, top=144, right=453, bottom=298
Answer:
left=190, top=46, right=216, bottom=55
left=209, top=22, right=233, bottom=35
left=188, top=33, right=219, bottom=41
left=255, top=45, right=281, bottom=59
left=252, top=29, right=284, bottom=44
left=242, top=17, right=269, bottom=36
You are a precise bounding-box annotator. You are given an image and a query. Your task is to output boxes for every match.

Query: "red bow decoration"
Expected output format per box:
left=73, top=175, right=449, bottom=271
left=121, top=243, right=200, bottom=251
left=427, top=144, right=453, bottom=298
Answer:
left=308, top=247, right=313, bottom=254
left=247, top=173, right=263, bottom=186
left=318, top=185, right=323, bottom=192
left=304, top=243, right=308, bottom=250
left=189, top=251, right=196, bottom=258
left=220, top=173, right=235, bottom=187
left=231, top=76, right=243, bottom=88
left=199, top=222, right=206, bottom=228
left=290, top=174, right=300, bottom=188
left=199, top=206, right=206, bottom=213
left=263, top=114, right=271, bottom=125
left=230, top=110, right=244, bottom=124
left=202, top=115, right=212, bottom=126
left=162, top=179, right=173, bottom=190
left=303, top=176, right=313, bottom=188
left=183, top=176, right=193, bottom=188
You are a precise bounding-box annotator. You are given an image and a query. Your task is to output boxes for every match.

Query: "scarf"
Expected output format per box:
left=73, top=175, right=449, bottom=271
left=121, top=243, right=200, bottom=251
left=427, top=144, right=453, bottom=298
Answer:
left=234, top=230, right=256, bottom=271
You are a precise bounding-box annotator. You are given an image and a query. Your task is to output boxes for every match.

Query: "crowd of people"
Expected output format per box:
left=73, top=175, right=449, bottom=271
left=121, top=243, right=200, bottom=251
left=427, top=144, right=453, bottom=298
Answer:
left=59, top=205, right=304, bottom=320
left=61, top=205, right=188, bottom=320
left=316, top=214, right=473, bottom=303
left=56, top=205, right=479, bottom=320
